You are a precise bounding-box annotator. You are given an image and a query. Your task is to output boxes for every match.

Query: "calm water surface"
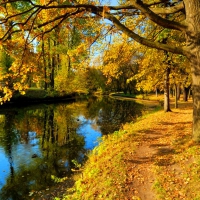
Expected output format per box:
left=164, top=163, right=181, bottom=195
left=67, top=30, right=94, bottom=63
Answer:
left=0, top=97, right=151, bottom=199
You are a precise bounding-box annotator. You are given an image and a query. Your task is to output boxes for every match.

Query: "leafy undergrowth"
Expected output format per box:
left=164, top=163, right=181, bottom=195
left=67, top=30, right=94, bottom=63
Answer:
left=58, top=99, right=200, bottom=200
left=62, top=130, right=138, bottom=200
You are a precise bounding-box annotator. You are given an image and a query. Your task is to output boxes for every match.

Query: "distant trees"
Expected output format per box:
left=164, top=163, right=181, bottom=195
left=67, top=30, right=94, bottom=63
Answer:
left=100, top=35, right=139, bottom=94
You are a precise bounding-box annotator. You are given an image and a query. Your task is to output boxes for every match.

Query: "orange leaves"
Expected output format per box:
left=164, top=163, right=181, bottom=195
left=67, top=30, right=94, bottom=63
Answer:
left=40, top=0, right=46, bottom=5
left=0, top=85, right=13, bottom=103
left=76, top=11, right=85, bottom=18
left=102, top=6, right=110, bottom=19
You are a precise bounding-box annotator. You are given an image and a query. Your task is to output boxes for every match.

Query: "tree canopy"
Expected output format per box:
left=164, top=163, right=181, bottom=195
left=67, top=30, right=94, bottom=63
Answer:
left=1, top=0, right=200, bottom=141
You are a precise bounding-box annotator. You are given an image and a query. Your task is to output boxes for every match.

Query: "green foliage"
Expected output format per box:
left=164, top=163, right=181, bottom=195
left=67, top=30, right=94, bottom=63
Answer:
left=12, top=88, right=47, bottom=100
left=153, top=180, right=167, bottom=199
left=51, top=175, right=68, bottom=183
left=85, top=67, right=107, bottom=93
left=0, top=50, right=13, bottom=71
left=71, top=159, right=81, bottom=168
left=156, top=29, right=171, bottom=42
left=111, top=92, right=136, bottom=98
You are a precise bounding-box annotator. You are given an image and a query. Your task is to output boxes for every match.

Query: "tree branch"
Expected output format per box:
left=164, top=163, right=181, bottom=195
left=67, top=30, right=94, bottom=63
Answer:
left=144, top=0, right=181, bottom=6
left=20, top=0, right=187, bottom=31
left=150, top=1, right=184, bottom=14
left=128, top=0, right=186, bottom=31
left=104, top=12, right=187, bottom=56
left=0, top=6, right=35, bottom=24
left=0, top=0, right=187, bottom=54
left=36, top=8, right=80, bottom=29
left=0, top=7, right=41, bottom=41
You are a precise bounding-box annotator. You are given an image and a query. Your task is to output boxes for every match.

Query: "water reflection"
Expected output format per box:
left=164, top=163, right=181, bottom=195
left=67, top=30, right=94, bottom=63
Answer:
left=0, top=97, right=147, bottom=199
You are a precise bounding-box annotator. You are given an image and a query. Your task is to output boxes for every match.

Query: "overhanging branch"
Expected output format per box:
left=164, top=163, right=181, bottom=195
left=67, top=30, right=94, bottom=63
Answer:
left=104, top=12, right=187, bottom=56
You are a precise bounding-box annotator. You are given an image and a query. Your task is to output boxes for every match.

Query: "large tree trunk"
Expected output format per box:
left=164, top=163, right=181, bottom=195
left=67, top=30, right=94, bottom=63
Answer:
left=184, top=0, right=200, bottom=141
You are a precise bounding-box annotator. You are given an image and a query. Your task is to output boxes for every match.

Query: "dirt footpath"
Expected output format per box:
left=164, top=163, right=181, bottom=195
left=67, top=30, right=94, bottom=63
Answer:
left=123, top=101, right=193, bottom=200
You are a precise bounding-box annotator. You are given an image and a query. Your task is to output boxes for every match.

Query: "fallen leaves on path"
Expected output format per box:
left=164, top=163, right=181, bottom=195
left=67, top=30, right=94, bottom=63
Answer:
left=123, top=102, right=194, bottom=200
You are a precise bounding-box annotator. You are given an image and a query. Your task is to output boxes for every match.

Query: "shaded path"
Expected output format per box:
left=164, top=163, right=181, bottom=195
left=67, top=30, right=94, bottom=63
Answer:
left=123, top=104, right=193, bottom=200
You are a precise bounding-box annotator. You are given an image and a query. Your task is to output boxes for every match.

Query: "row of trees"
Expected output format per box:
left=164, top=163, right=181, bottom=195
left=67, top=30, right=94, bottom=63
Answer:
left=0, top=29, right=191, bottom=107
left=0, top=0, right=200, bottom=140
left=0, top=0, right=192, bottom=99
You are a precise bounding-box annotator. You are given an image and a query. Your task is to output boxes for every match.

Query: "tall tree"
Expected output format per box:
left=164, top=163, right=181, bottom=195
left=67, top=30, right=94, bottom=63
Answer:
left=101, top=34, right=139, bottom=94
left=0, top=0, right=200, bottom=140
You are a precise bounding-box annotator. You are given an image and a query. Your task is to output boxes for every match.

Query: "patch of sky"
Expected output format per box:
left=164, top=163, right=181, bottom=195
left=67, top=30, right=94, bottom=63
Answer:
left=89, top=0, right=128, bottom=66
left=11, top=131, right=41, bottom=171
left=77, top=115, right=102, bottom=150
left=99, top=0, right=119, bottom=6
left=0, top=148, right=11, bottom=189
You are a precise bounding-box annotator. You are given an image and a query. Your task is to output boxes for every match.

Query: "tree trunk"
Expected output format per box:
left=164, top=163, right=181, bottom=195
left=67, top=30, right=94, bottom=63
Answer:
left=170, top=87, right=174, bottom=98
left=164, top=67, right=171, bottom=112
left=177, top=83, right=181, bottom=100
left=188, top=88, right=192, bottom=99
left=184, top=0, right=200, bottom=141
left=183, top=86, right=191, bottom=101
left=174, top=84, right=178, bottom=108
left=50, top=40, right=56, bottom=89
left=42, top=39, right=48, bottom=90
left=51, top=55, right=55, bottom=89
left=48, top=38, right=52, bottom=89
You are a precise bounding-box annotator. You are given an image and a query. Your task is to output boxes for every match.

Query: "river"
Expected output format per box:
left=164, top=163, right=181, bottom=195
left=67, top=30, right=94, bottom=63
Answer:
left=0, top=96, right=157, bottom=199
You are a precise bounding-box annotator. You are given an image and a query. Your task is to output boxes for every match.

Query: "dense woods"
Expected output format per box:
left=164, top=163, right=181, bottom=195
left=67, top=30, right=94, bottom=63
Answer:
left=0, top=0, right=200, bottom=140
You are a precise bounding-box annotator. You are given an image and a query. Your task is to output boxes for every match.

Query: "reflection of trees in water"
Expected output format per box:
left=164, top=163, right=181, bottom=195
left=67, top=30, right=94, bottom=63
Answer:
left=0, top=98, right=146, bottom=199
left=79, top=97, right=145, bottom=135
left=0, top=113, right=16, bottom=200
left=95, top=98, right=144, bottom=135
left=0, top=104, right=85, bottom=200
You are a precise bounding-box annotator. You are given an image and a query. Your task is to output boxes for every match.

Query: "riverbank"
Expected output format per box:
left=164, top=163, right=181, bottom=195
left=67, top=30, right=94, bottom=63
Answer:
left=1, top=88, right=84, bottom=107
left=57, top=97, right=200, bottom=200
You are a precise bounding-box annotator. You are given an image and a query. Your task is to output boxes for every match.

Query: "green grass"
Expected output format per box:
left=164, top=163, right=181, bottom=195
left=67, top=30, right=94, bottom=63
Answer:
left=112, top=92, right=136, bottom=98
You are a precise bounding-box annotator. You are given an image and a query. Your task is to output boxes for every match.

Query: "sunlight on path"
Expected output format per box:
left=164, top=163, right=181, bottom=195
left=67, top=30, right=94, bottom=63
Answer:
left=123, top=105, right=193, bottom=200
